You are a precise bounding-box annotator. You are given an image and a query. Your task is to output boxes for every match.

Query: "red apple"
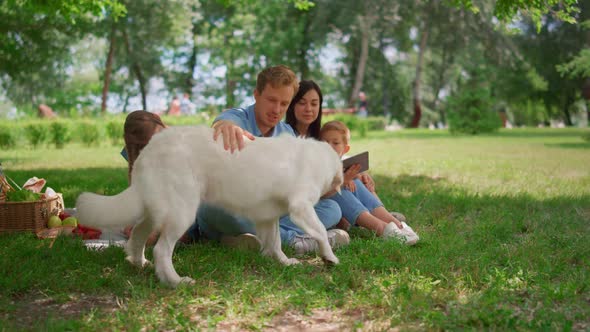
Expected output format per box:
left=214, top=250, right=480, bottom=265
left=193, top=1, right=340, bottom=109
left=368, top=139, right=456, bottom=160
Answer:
left=58, top=211, right=71, bottom=221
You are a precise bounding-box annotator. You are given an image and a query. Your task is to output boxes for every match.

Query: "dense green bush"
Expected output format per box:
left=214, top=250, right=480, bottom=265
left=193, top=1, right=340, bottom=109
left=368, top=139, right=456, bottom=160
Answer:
left=366, top=116, right=387, bottom=130
left=161, top=113, right=211, bottom=126
left=0, top=125, right=17, bottom=149
left=329, top=114, right=365, bottom=137
left=511, top=100, right=547, bottom=127
left=24, top=122, right=49, bottom=148
left=49, top=121, right=71, bottom=149
left=78, top=121, right=101, bottom=146
left=322, top=114, right=388, bottom=138
left=446, top=86, right=502, bottom=135
left=106, top=120, right=124, bottom=145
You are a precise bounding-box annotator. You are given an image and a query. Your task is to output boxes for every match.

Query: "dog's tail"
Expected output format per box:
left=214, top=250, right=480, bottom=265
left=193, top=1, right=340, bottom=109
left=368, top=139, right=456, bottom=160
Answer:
left=75, top=185, right=144, bottom=229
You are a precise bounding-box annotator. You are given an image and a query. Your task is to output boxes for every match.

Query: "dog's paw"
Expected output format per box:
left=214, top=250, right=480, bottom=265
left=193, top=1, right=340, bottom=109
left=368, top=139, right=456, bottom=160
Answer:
left=167, top=276, right=195, bottom=288
left=125, top=256, right=152, bottom=268
left=179, top=276, right=195, bottom=285
left=282, top=257, right=301, bottom=265
left=322, top=255, right=339, bottom=266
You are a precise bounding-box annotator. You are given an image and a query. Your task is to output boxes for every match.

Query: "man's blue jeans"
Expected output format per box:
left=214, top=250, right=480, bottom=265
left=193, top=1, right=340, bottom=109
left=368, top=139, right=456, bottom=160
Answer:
left=194, top=199, right=342, bottom=245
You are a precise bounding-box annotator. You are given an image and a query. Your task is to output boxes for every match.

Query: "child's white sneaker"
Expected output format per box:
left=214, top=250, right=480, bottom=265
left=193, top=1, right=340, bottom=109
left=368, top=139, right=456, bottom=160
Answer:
left=382, top=222, right=407, bottom=243
left=383, top=222, right=419, bottom=246
left=400, top=222, right=419, bottom=246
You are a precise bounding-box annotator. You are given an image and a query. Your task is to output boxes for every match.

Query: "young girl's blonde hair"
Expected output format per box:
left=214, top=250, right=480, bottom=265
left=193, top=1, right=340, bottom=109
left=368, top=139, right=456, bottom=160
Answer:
left=320, top=120, right=351, bottom=144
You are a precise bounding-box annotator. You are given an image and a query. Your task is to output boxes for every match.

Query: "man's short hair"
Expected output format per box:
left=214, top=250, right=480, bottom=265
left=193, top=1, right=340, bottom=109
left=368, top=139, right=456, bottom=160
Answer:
left=320, top=120, right=351, bottom=145
left=256, top=65, right=299, bottom=95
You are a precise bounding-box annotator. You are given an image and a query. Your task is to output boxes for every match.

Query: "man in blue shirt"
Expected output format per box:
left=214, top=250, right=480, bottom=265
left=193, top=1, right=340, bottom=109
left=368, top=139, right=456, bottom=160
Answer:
left=195, top=65, right=349, bottom=255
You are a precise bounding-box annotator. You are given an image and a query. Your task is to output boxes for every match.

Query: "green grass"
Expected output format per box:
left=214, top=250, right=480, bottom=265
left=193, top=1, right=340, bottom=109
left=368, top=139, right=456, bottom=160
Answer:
left=1, top=128, right=589, bottom=331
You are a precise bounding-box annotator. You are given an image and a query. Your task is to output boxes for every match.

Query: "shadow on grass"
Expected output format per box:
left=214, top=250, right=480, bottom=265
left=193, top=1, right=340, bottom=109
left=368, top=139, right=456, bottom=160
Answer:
left=365, top=173, right=590, bottom=329
left=544, top=142, right=590, bottom=149
left=5, top=168, right=590, bottom=281
left=0, top=170, right=588, bottom=330
left=367, top=173, right=589, bottom=289
left=485, top=128, right=589, bottom=138
left=370, top=128, right=589, bottom=140
left=373, top=173, right=590, bottom=224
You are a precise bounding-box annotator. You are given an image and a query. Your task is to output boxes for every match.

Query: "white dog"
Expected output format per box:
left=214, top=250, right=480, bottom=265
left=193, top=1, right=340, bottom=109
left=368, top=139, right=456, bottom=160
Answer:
left=76, top=126, right=344, bottom=287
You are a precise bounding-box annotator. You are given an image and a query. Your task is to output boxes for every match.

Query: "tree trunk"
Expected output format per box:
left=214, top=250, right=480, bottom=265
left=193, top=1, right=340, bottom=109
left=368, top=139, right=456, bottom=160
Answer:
left=30, top=91, right=36, bottom=112
left=378, top=33, right=390, bottom=119
left=101, top=23, right=116, bottom=114
left=122, top=28, right=147, bottom=111
left=122, top=92, right=130, bottom=114
left=563, top=93, right=573, bottom=126
left=348, top=15, right=370, bottom=108
left=225, top=34, right=236, bottom=109
left=136, top=64, right=147, bottom=111
left=583, top=79, right=590, bottom=126
left=185, top=17, right=199, bottom=95
left=410, top=22, right=429, bottom=128
left=185, top=44, right=197, bottom=95
left=432, top=44, right=453, bottom=126
left=298, top=12, right=311, bottom=79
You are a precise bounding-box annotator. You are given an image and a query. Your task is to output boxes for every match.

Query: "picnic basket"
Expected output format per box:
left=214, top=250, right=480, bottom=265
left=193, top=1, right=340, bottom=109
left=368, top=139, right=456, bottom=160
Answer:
left=0, top=171, right=64, bottom=233
left=0, top=194, right=64, bottom=233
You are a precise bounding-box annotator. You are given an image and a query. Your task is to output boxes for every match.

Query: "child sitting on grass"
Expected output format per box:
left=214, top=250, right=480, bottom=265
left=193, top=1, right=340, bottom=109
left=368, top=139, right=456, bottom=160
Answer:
left=320, top=120, right=419, bottom=245
left=121, top=111, right=198, bottom=245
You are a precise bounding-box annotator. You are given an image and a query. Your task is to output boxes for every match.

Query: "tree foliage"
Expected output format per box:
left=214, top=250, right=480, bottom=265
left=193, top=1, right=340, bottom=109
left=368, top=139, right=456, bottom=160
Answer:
left=0, top=0, right=124, bottom=109
left=0, top=0, right=587, bottom=127
left=450, top=0, right=579, bottom=30
left=557, top=48, right=590, bottom=79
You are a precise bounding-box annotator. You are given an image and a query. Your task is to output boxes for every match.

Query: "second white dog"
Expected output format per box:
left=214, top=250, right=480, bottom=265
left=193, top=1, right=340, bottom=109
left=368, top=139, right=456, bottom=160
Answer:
left=76, top=126, right=344, bottom=287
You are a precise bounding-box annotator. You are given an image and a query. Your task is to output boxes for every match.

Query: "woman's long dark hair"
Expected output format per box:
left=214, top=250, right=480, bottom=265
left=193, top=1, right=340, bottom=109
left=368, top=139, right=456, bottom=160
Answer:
left=286, top=80, right=323, bottom=139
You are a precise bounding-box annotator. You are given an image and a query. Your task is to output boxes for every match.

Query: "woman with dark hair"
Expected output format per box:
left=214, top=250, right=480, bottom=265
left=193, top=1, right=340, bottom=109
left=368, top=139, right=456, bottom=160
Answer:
left=285, top=80, right=323, bottom=139
left=123, top=110, right=167, bottom=183
left=121, top=111, right=168, bottom=244
left=121, top=110, right=202, bottom=244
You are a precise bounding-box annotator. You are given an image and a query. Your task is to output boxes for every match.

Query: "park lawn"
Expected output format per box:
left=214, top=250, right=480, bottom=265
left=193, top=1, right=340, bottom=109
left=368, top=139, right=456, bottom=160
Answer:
left=0, top=128, right=589, bottom=330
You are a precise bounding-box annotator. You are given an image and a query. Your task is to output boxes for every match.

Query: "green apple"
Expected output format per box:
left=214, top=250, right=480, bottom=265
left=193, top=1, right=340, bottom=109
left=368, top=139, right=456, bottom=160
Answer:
left=62, top=216, right=78, bottom=227
left=47, top=215, right=62, bottom=228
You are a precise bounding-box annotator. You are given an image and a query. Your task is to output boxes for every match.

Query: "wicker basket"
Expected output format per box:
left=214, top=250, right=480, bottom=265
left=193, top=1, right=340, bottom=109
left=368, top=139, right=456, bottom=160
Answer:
left=0, top=194, right=64, bottom=233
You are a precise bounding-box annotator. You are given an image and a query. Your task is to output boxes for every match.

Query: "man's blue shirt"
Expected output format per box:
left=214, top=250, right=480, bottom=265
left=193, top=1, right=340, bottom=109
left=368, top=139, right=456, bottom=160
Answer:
left=215, top=104, right=295, bottom=137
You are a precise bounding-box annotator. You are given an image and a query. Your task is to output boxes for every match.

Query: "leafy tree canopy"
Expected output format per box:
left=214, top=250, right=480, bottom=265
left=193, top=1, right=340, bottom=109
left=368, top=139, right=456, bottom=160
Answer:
left=557, top=48, right=590, bottom=78
left=449, top=0, right=579, bottom=30
left=1, top=0, right=126, bottom=21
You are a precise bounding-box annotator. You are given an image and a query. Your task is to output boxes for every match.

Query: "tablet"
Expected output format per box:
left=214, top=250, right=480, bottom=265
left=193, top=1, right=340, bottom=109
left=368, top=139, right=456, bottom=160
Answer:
left=342, top=151, right=369, bottom=173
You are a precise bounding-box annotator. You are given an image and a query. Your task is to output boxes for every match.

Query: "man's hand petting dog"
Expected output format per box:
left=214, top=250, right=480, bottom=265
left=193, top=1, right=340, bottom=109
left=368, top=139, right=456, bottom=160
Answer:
left=213, top=120, right=255, bottom=153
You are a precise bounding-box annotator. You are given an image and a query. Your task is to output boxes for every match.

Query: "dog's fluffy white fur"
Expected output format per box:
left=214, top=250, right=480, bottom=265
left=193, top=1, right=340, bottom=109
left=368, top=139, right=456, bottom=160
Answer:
left=76, top=126, right=343, bottom=287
